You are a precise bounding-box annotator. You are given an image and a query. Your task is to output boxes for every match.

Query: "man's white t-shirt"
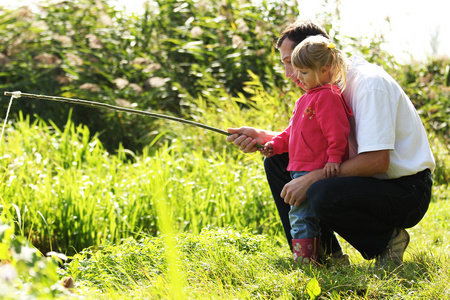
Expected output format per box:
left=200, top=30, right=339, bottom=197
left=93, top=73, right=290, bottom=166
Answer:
left=343, top=56, right=435, bottom=179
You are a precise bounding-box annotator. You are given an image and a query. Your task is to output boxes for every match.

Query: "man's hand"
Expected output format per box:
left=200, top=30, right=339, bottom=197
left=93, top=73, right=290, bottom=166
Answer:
left=281, top=169, right=324, bottom=207
left=281, top=150, right=391, bottom=207
left=226, top=127, right=266, bottom=153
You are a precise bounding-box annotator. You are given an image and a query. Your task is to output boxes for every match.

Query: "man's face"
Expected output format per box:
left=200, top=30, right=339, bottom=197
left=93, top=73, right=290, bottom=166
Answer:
left=279, top=38, right=305, bottom=90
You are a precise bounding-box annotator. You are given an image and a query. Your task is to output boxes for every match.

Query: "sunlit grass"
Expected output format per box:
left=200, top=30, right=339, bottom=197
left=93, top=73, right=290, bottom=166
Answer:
left=1, top=72, right=449, bottom=298
left=1, top=110, right=449, bottom=299
left=0, top=112, right=282, bottom=256
left=61, top=219, right=450, bottom=299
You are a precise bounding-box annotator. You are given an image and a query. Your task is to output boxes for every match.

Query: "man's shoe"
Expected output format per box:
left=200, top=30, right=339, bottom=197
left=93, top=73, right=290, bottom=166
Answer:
left=376, top=228, right=410, bottom=267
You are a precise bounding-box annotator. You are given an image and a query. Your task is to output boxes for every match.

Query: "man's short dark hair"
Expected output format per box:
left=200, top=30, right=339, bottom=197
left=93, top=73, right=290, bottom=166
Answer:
left=276, top=20, right=330, bottom=49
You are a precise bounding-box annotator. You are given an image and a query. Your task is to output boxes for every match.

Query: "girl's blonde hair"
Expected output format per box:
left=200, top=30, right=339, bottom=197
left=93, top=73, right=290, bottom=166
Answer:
left=291, top=35, right=348, bottom=91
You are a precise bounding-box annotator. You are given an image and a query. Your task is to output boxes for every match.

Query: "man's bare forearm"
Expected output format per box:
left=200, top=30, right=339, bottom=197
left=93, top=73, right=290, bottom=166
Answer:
left=339, top=150, right=390, bottom=178
left=258, top=129, right=282, bottom=144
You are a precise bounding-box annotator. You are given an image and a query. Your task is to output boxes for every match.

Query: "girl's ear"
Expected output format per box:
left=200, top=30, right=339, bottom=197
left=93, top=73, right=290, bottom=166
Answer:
left=320, top=65, right=331, bottom=74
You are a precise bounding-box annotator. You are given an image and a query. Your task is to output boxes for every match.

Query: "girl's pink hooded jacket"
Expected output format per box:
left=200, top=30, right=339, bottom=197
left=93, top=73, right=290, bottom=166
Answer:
left=271, top=84, right=353, bottom=172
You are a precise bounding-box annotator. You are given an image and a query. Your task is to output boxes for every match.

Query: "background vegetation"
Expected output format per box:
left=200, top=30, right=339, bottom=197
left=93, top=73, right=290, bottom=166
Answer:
left=0, top=0, right=449, bottom=299
left=0, top=0, right=299, bottom=152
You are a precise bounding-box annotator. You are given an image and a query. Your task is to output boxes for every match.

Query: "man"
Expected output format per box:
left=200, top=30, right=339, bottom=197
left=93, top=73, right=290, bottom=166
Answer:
left=227, top=20, right=435, bottom=266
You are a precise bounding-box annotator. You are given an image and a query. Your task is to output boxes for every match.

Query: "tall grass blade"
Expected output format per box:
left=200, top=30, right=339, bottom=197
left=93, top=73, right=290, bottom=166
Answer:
left=37, top=210, right=52, bottom=252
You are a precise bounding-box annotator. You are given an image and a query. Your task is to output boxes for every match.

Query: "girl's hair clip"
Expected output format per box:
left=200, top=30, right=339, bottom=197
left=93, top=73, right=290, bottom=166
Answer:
left=327, top=42, right=336, bottom=52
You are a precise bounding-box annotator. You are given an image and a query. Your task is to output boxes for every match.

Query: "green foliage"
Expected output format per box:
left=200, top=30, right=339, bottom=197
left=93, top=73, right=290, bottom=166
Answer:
left=401, top=58, right=450, bottom=142
left=1, top=72, right=449, bottom=256
left=0, top=114, right=281, bottom=256
left=0, top=0, right=298, bottom=151
left=0, top=213, right=74, bottom=299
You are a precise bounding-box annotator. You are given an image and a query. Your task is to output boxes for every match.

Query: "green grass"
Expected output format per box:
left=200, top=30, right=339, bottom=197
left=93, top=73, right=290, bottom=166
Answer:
left=0, top=106, right=449, bottom=299
left=61, top=210, right=450, bottom=299
left=0, top=112, right=283, bottom=256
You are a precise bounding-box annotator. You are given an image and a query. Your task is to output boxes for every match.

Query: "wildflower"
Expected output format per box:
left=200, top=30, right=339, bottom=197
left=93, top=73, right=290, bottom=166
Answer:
left=56, top=75, right=73, bottom=85
left=190, top=26, right=203, bottom=38
left=143, top=63, right=162, bottom=73
left=255, top=25, right=263, bottom=36
left=115, top=99, right=136, bottom=108
left=131, top=57, right=150, bottom=65
left=128, top=83, right=143, bottom=94
left=148, top=77, right=166, bottom=88
left=31, top=20, right=49, bottom=31
left=114, top=78, right=129, bottom=90
left=55, top=35, right=72, bottom=47
left=232, top=35, right=244, bottom=48
left=0, top=264, right=17, bottom=282
left=235, top=18, right=249, bottom=33
left=79, top=83, right=101, bottom=92
left=16, top=6, right=33, bottom=22
left=99, top=12, right=113, bottom=26
left=66, top=53, right=83, bottom=66
left=85, top=34, right=103, bottom=49
left=34, top=53, right=62, bottom=66
left=11, top=245, right=37, bottom=263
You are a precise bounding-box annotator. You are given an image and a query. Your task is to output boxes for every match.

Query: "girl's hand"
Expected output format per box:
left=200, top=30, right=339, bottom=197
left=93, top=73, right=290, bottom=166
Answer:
left=260, top=142, right=274, bottom=158
left=324, top=162, right=341, bottom=178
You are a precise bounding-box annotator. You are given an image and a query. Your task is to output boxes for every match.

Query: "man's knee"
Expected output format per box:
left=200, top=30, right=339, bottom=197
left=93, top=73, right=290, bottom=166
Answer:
left=263, top=156, right=276, bottom=172
left=264, top=154, right=290, bottom=182
left=307, top=178, right=338, bottom=216
left=264, top=153, right=288, bottom=172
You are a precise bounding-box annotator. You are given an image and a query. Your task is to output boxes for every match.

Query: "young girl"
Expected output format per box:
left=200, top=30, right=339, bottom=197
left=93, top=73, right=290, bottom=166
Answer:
left=261, top=35, right=353, bottom=263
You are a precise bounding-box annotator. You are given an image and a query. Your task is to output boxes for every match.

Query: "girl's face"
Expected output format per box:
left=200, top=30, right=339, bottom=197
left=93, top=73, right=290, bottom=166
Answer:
left=297, top=68, right=320, bottom=90
left=297, top=66, right=330, bottom=90
left=279, top=38, right=331, bottom=90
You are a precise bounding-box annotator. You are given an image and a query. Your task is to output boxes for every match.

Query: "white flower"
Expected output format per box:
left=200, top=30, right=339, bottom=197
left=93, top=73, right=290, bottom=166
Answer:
left=114, top=78, right=129, bottom=90
left=148, top=77, right=166, bottom=88
left=85, top=34, right=103, bottom=49
left=12, top=245, right=37, bottom=263
left=79, top=83, right=101, bottom=92
left=0, top=264, right=17, bottom=282
left=131, top=57, right=150, bottom=65
left=190, top=26, right=203, bottom=38
left=66, top=53, right=83, bottom=66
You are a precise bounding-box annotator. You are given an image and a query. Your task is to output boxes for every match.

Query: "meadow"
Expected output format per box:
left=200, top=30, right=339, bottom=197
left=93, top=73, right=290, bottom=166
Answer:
left=1, top=0, right=450, bottom=299
left=1, top=86, right=449, bottom=299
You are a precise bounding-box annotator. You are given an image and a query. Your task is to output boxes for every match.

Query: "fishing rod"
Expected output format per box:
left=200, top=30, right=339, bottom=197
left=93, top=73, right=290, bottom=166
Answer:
left=3, top=91, right=264, bottom=148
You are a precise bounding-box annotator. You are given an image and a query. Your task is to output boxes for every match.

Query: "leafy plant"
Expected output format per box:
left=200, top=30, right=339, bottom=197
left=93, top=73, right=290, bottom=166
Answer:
left=0, top=210, right=74, bottom=299
left=0, top=0, right=298, bottom=152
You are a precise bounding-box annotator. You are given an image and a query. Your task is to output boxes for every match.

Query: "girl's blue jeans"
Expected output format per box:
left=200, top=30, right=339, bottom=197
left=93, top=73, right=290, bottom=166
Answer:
left=264, top=153, right=433, bottom=260
left=289, top=171, right=320, bottom=239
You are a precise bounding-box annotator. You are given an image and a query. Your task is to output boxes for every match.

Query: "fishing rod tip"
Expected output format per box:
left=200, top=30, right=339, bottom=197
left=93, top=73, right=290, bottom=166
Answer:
left=4, top=91, right=22, bottom=98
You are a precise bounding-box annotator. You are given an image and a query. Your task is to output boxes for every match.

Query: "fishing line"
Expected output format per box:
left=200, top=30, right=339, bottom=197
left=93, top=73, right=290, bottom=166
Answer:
left=0, top=91, right=20, bottom=148
left=3, top=91, right=264, bottom=148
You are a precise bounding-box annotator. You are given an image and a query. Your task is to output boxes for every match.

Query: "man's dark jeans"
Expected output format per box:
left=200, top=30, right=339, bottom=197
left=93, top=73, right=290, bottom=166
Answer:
left=264, top=153, right=433, bottom=259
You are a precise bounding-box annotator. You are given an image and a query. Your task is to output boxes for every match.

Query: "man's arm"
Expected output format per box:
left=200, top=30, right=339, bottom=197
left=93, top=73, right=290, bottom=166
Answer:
left=282, top=150, right=390, bottom=206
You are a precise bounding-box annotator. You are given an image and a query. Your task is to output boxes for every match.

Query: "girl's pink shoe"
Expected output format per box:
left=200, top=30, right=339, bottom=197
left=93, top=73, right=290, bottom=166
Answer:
left=292, top=237, right=320, bottom=263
